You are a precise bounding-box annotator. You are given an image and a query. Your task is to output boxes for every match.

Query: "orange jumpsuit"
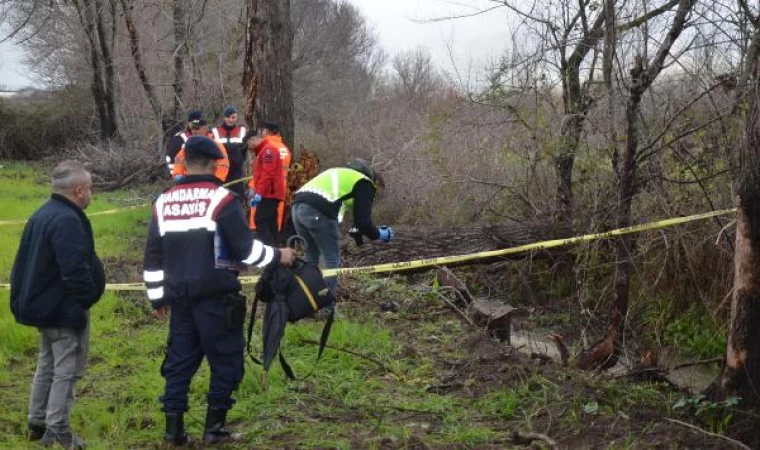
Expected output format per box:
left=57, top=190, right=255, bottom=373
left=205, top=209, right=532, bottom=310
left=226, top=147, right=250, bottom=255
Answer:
left=171, top=139, right=230, bottom=182
left=248, top=135, right=292, bottom=230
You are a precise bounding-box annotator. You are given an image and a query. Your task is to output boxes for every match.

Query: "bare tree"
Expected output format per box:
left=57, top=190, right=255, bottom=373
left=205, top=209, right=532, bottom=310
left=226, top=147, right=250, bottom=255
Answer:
left=484, top=1, right=681, bottom=237
left=291, top=0, right=383, bottom=140
left=391, top=48, right=441, bottom=100
left=75, top=0, right=122, bottom=142
left=594, top=0, right=695, bottom=369
left=119, top=0, right=166, bottom=136
left=172, top=0, right=188, bottom=123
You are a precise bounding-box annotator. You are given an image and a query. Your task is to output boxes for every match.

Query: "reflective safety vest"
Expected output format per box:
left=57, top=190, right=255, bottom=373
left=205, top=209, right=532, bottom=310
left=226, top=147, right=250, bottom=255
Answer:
left=211, top=126, right=247, bottom=145
left=172, top=141, right=230, bottom=182
left=297, top=167, right=373, bottom=222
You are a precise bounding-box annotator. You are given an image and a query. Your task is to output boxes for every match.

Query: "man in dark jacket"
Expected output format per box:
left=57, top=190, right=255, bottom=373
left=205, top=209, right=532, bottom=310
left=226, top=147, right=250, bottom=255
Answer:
left=10, top=161, right=105, bottom=450
left=166, top=110, right=203, bottom=175
left=144, top=136, right=295, bottom=446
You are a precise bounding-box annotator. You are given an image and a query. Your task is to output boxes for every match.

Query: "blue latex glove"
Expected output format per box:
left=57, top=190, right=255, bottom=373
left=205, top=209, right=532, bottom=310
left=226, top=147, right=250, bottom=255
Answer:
left=174, top=174, right=184, bottom=183
left=378, top=226, right=394, bottom=243
left=250, top=193, right=262, bottom=207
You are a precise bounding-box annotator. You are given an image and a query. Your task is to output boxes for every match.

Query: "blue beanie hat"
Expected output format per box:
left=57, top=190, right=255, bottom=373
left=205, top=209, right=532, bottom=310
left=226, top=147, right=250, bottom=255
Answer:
left=222, top=105, right=238, bottom=117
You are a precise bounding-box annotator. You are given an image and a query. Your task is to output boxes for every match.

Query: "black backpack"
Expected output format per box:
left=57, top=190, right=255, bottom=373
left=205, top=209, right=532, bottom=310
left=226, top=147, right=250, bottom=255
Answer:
left=246, top=257, right=336, bottom=381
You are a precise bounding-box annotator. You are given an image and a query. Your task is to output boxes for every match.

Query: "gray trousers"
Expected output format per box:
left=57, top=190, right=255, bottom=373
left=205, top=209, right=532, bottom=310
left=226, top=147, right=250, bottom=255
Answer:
left=291, top=202, right=340, bottom=293
left=28, top=312, right=90, bottom=432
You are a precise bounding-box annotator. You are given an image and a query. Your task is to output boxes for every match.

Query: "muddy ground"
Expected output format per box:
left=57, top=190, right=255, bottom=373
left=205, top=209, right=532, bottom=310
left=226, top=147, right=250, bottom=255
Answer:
left=333, top=273, right=741, bottom=450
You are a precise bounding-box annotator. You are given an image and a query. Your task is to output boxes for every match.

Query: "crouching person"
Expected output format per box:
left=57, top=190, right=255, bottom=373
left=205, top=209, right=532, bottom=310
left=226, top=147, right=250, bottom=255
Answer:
left=143, top=136, right=295, bottom=446
left=11, top=161, right=105, bottom=450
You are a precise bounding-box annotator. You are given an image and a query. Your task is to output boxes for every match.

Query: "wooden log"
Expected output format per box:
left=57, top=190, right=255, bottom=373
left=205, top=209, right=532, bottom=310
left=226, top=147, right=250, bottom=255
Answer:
left=342, top=220, right=561, bottom=267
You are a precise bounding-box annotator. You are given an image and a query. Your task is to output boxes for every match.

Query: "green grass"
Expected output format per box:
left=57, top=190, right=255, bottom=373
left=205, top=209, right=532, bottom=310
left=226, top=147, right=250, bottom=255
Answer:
left=0, top=161, right=729, bottom=449
left=0, top=161, right=152, bottom=281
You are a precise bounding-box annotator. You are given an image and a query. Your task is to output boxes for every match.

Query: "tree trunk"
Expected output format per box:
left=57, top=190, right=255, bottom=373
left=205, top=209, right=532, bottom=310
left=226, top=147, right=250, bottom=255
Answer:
left=173, top=0, right=188, bottom=121
left=557, top=69, right=584, bottom=237
left=77, top=0, right=112, bottom=141
left=708, top=30, right=760, bottom=445
left=120, top=0, right=165, bottom=136
left=95, top=0, right=121, bottom=142
left=243, top=0, right=295, bottom=147
left=610, top=80, right=642, bottom=346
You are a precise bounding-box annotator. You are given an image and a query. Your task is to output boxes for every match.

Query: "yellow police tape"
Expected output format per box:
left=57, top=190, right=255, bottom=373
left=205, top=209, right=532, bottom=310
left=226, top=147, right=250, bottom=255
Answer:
left=0, top=208, right=734, bottom=292
left=0, top=176, right=255, bottom=228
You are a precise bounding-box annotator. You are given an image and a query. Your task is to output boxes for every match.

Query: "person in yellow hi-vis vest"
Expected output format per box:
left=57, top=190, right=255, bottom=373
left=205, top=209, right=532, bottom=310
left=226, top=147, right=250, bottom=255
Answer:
left=291, top=158, right=394, bottom=296
left=246, top=122, right=291, bottom=235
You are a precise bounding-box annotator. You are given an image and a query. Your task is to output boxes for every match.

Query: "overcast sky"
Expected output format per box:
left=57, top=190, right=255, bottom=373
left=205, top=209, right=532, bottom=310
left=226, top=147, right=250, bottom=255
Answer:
left=0, top=0, right=510, bottom=89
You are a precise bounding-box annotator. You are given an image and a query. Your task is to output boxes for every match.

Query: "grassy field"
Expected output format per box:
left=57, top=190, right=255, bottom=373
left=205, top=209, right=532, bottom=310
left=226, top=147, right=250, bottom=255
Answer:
left=0, top=162, right=738, bottom=449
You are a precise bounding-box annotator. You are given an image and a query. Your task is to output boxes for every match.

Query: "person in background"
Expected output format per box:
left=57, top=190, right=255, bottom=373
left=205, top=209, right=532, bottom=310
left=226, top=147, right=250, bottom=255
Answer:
left=171, top=119, right=229, bottom=184
left=165, top=110, right=203, bottom=175
left=291, top=158, right=393, bottom=295
left=211, top=106, right=247, bottom=198
left=144, top=136, right=295, bottom=446
left=245, top=130, right=285, bottom=246
left=246, top=122, right=292, bottom=238
left=10, top=161, right=105, bottom=450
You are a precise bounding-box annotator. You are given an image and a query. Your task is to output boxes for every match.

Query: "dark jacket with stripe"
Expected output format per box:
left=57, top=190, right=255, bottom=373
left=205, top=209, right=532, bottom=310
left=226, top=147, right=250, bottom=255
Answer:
left=143, top=175, right=280, bottom=308
left=10, top=194, right=105, bottom=330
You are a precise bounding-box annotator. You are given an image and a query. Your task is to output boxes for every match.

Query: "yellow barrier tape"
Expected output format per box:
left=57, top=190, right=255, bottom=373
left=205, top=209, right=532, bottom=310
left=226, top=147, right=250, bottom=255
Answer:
left=0, top=204, right=151, bottom=227
left=0, top=176, right=254, bottom=228
left=239, top=208, right=736, bottom=283
left=0, top=208, right=737, bottom=290
left=2, top=207, right=726, bottom=292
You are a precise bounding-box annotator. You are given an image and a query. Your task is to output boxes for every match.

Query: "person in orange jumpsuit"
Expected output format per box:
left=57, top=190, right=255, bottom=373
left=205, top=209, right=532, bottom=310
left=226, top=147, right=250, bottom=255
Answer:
left=245, top=131, right=285, bottom=245
left=171, top=119, right=229, bottom=183
left=246, top=122, right=291, bottom=237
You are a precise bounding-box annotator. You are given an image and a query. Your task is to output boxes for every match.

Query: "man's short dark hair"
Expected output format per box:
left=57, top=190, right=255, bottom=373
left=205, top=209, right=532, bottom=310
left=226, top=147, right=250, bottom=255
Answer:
left=260, top=121, right=279, bottom=134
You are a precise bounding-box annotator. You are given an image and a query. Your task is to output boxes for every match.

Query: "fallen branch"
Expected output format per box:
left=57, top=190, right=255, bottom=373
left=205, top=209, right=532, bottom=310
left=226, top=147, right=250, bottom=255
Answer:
left=434, top=289, right=476, bottom=326
left=665, top=418, right=751, bottom=450
left=673, top=358, right=723, bottom=371
left=297, top=338, right=392, bottom=373
left=508, top=431, right=558, bottom=449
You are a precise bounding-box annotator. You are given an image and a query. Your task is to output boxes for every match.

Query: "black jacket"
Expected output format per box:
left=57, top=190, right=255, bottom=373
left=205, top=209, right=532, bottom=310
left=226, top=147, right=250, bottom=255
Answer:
left=10, top=194, right=105, bottom=330
left=143, top=175, right=280, bottom=308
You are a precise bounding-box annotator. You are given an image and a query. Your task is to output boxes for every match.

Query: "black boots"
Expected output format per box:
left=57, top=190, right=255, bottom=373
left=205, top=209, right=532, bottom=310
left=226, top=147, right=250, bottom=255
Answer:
left=27, top=423, right=46, bottom=441
left=164, top=412, right=189, bottom=446
left=39, top=429, right=86, bottom=449
left=202, top=407, right=243, bottom=445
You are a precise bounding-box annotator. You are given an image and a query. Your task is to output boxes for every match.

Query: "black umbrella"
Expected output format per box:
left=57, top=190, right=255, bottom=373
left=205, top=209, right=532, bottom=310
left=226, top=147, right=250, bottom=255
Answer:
left=261, top=297, right=290, bottom=375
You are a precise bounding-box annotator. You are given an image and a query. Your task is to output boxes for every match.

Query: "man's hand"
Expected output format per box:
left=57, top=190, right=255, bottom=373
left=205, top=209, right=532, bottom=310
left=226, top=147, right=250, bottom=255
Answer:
left=279, top=248, right=296, bottom=266
left=152, top=305, right=170, bottom=321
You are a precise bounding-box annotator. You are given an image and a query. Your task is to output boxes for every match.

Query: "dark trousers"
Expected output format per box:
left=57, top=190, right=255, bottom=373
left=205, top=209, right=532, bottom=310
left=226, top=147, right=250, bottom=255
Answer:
left=161, top=297, right=244, bottom=413
left=255, top=198, right=281, bottom=246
